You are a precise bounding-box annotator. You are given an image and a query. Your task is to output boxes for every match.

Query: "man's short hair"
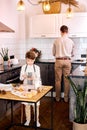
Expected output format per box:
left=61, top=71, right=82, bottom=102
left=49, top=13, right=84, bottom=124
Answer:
left=25, top=51, right=36, bottom=60
left=60, top=25, right=68, bottom=33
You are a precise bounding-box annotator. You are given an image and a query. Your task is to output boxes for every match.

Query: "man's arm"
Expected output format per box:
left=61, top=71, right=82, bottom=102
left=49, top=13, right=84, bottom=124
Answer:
left=52, top=43, right=56, bottom=56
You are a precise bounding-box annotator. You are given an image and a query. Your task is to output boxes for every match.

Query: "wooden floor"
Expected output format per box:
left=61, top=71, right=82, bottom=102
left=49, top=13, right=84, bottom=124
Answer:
left=0, top=97, right=73, bottom=130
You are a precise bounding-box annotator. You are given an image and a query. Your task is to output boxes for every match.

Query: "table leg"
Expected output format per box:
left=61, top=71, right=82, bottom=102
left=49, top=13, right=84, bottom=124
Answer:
left=35, top=102, right=37, bottom=130
left=5, top=101, right=14, bottom=130
left=50, top=89, right=53, bottom=130
left=11, top=101, right=13, bottom=124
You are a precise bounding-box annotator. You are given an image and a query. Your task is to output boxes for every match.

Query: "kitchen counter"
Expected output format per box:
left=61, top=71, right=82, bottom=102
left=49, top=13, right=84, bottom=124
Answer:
left=38, top=58, right=86, bottom=65
left=0, top=64, right=21, bottom=74
left=0, top=58, right=86, bottom=74
left=37, top=59, right=86, bottom=73
left=0, top=60, right=26, bottom=74
left=70, top=65, right=87, bottom=78
left=71, top=59, right=86, bottom=65
left=36, top=59, right=55, bottom=64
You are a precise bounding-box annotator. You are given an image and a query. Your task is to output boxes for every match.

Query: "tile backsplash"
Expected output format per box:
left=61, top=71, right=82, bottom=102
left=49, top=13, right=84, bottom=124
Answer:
left=26, top=37, right=87, bottom=60
left=71, top=37, right=87, bottom=59
left=0, top=37, right=87, bottom=63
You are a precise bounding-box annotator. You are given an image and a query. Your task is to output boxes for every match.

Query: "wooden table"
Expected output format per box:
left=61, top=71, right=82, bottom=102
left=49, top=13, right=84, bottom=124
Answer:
left=0, top=86, right=53, bottom=130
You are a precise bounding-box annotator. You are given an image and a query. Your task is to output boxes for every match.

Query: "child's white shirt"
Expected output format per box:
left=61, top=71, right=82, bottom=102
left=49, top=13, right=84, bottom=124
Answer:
left=20, top=64, right=41, bottom=105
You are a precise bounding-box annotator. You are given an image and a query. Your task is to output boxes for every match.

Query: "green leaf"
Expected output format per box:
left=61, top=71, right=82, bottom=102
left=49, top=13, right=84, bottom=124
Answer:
left=66, top=76, right=87, bottom=123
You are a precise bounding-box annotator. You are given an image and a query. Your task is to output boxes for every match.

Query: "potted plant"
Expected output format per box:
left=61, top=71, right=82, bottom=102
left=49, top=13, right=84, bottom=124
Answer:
left=0, top=48, right=9, bottom=65
left=67, top=76, right=87, bottom=130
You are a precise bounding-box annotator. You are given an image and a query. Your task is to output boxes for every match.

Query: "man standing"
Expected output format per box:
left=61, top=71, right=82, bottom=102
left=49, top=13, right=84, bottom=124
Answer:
left=52, top=25, right=74, bottom=102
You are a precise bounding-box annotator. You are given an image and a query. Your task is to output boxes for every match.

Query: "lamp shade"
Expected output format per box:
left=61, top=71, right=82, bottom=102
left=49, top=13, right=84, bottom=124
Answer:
left=42, top=1, right=50, bottom=12
left=17, top=0, right=25, bottom=11
left=66, top=6, right=73, bottom=18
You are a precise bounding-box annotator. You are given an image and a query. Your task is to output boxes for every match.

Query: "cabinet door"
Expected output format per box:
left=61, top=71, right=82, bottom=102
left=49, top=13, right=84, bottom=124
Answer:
left=6, top=68, right=21, bottom=83
left=0, top=73, right=8, bottom=83
left=62, top=13, right=87, bottom=37
left=48, top=64, right=55, bottom=87
left=0, top=100, right=7, bottom=119
left=37, top=63, right=55, bottom=90
left=36, top=63, right=49, bottom=85
left=30, top=14, right=62, bottom=38
left=0, top=73, right=7, bottom=119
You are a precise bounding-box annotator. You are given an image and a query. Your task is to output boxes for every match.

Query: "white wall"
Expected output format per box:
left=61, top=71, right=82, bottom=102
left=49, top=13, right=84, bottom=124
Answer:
left=0, top=0, right=87, bottom=63
left=0, top=0, right=26, bottom=62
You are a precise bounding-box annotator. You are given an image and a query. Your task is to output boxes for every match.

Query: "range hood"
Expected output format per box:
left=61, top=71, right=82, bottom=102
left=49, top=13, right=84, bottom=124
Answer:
left=0, top=22, right=15, bottom=32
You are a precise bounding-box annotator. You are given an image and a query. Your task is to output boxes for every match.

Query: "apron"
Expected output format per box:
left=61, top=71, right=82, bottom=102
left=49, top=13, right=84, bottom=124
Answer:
left=24, top=64, right=36, bottom=85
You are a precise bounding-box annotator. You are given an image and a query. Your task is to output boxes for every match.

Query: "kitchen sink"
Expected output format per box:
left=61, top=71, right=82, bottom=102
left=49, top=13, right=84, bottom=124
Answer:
left=74, top=59, right=86, bottom=63
left=74, top=59, right=84, bottom=62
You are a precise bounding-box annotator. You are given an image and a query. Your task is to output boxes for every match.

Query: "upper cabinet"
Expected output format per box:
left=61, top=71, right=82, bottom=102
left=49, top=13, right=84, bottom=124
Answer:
left=62, top=13, right=87, bottom=37
left=29, top=13, right=87, bottom=38
left=29, top=14, right=62, bottom=38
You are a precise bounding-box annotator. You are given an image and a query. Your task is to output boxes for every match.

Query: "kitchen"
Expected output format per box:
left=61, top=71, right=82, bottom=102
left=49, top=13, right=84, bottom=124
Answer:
left=0, top=0, right=87, bottom=130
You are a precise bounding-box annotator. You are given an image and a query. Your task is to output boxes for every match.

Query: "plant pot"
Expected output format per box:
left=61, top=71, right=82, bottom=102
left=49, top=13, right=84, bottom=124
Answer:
left=73, top=122, right=87, bottom=130
left=3, top=61, right=8, bottom=66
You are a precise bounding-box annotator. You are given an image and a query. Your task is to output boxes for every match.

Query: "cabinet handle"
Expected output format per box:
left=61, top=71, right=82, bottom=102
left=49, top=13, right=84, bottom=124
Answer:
left=70, top=35, right=77, bottom=37
left=41, top=35, right=46, bottom=37
left=6, top=76, right=19, bottom=83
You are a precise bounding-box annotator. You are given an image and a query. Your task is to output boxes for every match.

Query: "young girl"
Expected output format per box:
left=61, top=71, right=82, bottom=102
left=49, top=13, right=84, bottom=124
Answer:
left=20, top=51, right=41, bottom=127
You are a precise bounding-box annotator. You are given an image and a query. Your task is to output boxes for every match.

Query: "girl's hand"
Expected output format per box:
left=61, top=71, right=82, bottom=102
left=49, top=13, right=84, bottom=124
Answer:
left=22, top=74, right=27, bottom=79
left=27, top=75, right=35, bottom=81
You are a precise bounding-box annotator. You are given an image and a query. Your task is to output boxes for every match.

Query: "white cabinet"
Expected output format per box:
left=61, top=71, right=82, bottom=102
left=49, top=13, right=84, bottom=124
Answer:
left=29, top=14, right=62, bottom=38
left=62, top=13, right=87, bottom=37
left=29, top=13, right=87, bottom=38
